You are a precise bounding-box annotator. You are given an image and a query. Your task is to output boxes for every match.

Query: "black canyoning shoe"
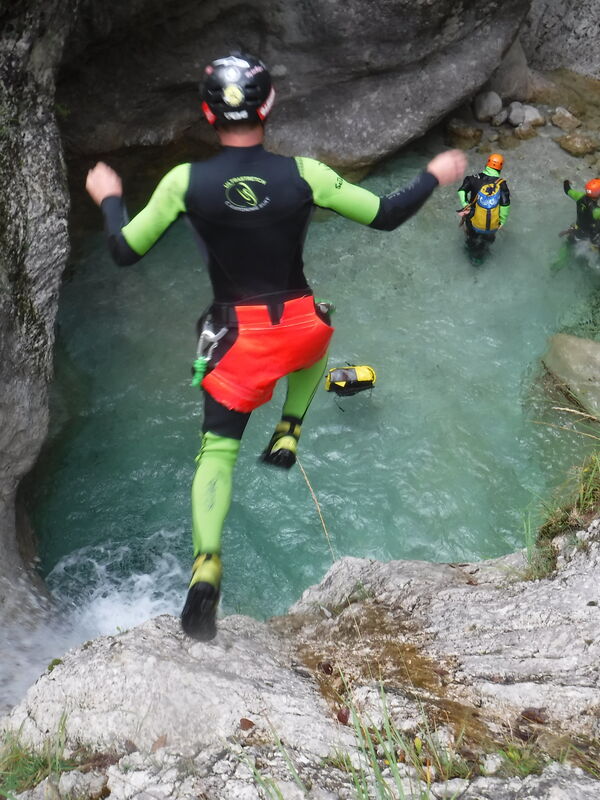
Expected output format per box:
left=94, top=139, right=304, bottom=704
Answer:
left=181, top=553, right=222, bottom=641
left=260, top=419, right=301, bottom=469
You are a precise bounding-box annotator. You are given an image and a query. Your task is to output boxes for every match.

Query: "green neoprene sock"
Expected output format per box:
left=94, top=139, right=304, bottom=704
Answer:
left=191, top=432, right=241, bottom=556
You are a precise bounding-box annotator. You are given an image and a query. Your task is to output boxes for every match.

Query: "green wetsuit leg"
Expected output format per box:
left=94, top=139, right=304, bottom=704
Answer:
left=261, top=352, right=329, bottom=468
left=191, top=431, right=241, bottom=557
left=283, top=352, right=329, bottom=421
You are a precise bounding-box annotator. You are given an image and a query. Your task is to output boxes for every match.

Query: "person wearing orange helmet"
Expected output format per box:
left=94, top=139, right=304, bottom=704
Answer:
left=562, top=178, right=600, bottom=245
left=457, top=153, right=511, bottom=264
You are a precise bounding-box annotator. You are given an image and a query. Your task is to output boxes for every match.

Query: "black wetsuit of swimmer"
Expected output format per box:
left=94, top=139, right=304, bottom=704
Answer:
left=100, top=143, right=440, bottom=639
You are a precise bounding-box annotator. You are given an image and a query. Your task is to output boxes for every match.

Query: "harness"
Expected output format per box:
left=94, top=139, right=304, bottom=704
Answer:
left=190, top=317, right=228, bottom=387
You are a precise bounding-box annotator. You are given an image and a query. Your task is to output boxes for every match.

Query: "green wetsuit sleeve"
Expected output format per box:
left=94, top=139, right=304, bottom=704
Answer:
left=295, top=156, right=438, bottom=231
left=294, top=157, right=379, bottom=224
left=457, top=189, right=468, bottom=207
left=594, top=207, right=600, bottom=221
left=499, top=204, right=510, bottom=225
left=567, top=188, right=585, bottom=202
left=122, top=163, right=191, bottom=255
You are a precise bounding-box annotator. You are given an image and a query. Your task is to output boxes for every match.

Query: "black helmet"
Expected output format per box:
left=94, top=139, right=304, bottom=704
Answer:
left=201, top=52, right=275, bottom=125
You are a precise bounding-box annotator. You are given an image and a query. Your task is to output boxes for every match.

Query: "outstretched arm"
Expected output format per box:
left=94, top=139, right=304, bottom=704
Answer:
left=295, top=150, right=466, bottom=231
left=563, top=180, right=584, bottom=202
left=86, top=162, right=190, bottom=266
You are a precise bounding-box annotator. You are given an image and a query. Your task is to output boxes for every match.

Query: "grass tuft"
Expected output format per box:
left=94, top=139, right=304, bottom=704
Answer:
left=522, top=450, right=600, bottom=580
left=0, top=717, right=74, bottom=799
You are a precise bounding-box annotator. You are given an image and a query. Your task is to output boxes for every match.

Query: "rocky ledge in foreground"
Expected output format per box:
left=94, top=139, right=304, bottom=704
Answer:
left=3, top=521, right=600, bottom=799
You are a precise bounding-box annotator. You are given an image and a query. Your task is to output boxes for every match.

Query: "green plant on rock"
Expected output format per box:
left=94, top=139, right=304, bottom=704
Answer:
left=521, top=512, right=557, bottom=581
left=0, top=716, right=74, bottom=799
left=540, top=451, right=600, bottom=535
left=497, top=742, right=548, bottom=778
left=521, top=450, right=600, bottom=581
left=330, top=683, right=469, bottom=799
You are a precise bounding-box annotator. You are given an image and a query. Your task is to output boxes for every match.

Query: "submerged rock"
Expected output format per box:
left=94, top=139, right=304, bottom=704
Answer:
left=522, top=104, right=545, bottom=127
left=513, top=123, right=538, bottom=140
left=557, top=133, right=598, bottom=157
left=445, top=118, right=483, bottom=148
left=543, top=333, right=600, bottom=416
left=551, top=106, right=582, bottom=132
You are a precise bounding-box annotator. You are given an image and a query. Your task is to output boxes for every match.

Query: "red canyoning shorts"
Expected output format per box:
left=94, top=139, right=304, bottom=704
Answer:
left=202, top=295, right=334, bottom=413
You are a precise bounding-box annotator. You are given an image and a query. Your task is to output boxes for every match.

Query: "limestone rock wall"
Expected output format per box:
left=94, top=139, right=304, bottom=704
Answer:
left=523, top=0, right=600, bottom=80
left=0, top=4, right=72, bottom=619
left=56, top=0, right=532, bottom=168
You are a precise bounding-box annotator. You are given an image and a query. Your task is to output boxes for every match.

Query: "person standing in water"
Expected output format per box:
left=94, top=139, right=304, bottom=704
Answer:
left=457, top=153, right=510, bottom=264
left=552, top=178, right=600, bottom=271
left=86, top=52, right=466, bottom=641
left=563, top=178, right=600, bottom=244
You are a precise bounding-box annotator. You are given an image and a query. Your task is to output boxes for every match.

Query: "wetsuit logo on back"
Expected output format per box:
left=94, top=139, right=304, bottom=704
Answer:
left=224, top=176, right=271, bottom=212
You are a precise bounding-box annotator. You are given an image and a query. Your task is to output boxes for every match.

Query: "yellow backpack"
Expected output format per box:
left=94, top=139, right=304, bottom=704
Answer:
left=470, top=178, right=504, bottom=232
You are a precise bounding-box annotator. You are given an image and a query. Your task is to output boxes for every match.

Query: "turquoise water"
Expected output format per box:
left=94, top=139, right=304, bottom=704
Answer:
left=29, top=131, right=599, bottom=639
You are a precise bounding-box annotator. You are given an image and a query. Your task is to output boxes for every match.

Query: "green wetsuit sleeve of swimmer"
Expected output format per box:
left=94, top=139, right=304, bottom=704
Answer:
left=100, top=163, right=191, bottom=265
left=565, top=185, right=600, bottom=220
left=295, top=156, right=438, bottom=230
left=565, top=184, right=584, bottom=202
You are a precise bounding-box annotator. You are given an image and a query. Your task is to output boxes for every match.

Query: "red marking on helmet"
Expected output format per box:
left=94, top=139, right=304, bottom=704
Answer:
left=202, top=101, right=216, bottom=125
left=258, top=87, right=275, bottom=120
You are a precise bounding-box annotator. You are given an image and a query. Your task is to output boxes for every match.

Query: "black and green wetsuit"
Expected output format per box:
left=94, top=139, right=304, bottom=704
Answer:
left=563, top=181, right=600, bottom=243
left=102, top=145, right=438, bottom=302
left=99, top=144, right=440, bottom=625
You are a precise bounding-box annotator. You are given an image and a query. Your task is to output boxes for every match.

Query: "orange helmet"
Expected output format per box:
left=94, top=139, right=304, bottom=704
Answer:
left=585, top=179, right=600, bottom=199
left=486, top=153, right=504, bottom=171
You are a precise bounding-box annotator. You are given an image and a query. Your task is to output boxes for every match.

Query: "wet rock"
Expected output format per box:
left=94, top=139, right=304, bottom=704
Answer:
left=491, top=109, right=508, bottom=127
left=57, top=0, right=532, bottom=169
left=523, top=0, right=600, bottom=80
left=446, top=118, right=483, bottom=149
left=4, top=615, right=356, bottom=758
left=473, top=91, right=503, bottom=122
left=543, top=333, right=600, bottom=416
left=558, top=133, right=598, bottom=157
left=0, top=3, right=72, bottom=634
left=513, top=123, right=538, bottom=140
left=551, top=106, right=582, bottom=132
left=507, top=101, right=525, bottom=127
left=487, top=38, right=532, bottom=102
left=522, top=105, right=545, bottom=127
